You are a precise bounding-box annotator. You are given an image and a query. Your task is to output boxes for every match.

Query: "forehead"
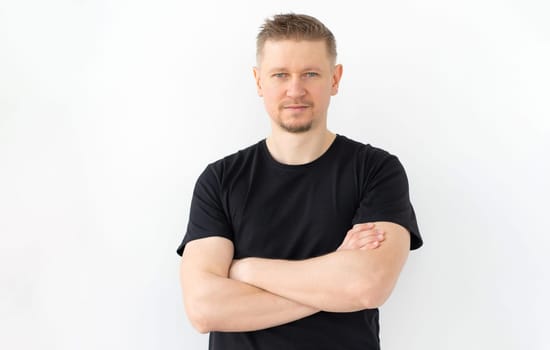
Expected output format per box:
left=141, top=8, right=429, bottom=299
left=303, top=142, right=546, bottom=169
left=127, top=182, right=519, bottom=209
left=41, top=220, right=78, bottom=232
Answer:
left=258, top=39, right=332, bottom=70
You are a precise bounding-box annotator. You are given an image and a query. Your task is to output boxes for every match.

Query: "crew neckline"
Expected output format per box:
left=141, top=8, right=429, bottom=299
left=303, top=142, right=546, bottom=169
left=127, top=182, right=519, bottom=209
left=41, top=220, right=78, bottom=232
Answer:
left=261, top=134, right=343, bottom=170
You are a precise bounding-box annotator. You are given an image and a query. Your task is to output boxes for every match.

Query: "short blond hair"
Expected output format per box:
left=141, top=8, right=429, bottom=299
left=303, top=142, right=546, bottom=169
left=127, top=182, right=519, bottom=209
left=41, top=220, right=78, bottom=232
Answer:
left=256, top=13, right=337, bottom=64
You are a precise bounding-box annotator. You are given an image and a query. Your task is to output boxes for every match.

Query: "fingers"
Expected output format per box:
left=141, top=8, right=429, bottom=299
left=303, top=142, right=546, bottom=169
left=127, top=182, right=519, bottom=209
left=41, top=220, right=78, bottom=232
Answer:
left=356, top=232, right=385, bottom=250
left=353, top=223, right=375, bottom=231
left=359, top=241, right=381, bottom=250
left=338, top=223, right=385, bottom=251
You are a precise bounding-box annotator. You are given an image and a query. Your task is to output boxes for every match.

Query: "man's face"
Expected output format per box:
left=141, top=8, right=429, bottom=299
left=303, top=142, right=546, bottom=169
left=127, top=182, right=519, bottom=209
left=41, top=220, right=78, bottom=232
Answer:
left=254, top=40, right=342, bottom=134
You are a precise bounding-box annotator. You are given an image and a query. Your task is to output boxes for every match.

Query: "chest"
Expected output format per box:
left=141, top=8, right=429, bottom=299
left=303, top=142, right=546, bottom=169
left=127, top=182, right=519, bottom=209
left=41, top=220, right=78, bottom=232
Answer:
left=227, top=167, right=361, bottom=259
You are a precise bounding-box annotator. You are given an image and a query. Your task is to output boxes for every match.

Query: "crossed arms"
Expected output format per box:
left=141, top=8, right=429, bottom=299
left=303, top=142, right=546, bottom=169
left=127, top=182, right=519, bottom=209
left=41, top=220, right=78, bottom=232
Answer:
left=179, top=221, right=410, bottom=333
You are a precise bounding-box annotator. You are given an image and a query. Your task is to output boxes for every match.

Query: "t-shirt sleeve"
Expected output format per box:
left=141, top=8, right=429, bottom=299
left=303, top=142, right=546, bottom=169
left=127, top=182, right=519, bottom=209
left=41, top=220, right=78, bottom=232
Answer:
left=176, top=164, right=234, bottom=256
left=352, top=151, right=423, bottom=250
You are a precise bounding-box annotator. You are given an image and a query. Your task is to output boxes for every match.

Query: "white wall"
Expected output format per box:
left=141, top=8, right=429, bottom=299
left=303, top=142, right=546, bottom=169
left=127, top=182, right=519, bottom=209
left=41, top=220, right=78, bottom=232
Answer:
left=1, top=1, right=549, bottom=349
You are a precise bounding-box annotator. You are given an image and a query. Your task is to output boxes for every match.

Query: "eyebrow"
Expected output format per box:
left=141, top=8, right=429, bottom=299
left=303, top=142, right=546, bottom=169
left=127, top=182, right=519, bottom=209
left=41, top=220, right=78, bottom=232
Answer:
left=267, top=67, right=323, bottom=73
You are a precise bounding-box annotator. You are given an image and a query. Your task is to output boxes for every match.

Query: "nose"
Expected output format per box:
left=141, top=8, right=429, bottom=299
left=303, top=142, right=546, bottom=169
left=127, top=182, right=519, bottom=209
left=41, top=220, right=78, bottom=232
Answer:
left=286, top=76, right=306, bottom=98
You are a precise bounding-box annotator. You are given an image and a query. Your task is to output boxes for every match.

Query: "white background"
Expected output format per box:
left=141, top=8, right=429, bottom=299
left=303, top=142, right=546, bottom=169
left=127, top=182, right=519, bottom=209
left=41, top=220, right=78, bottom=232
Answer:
left=1, top=0, right=549, bottom=349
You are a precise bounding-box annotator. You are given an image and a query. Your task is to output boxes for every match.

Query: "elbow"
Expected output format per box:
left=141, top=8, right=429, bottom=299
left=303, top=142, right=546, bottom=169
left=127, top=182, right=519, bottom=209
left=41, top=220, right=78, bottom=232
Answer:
left=189, top=316, right=211, bottom=334
left=358, top=288, right=390, bottom=309
left=352, top=276, right=394, bottom=309
left=185, top=301, right=213, bottom=334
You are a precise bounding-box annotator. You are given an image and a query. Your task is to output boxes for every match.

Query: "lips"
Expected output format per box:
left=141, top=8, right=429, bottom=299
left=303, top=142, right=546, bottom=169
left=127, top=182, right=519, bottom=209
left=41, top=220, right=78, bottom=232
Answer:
left=283, top=105, right=310, bottom=109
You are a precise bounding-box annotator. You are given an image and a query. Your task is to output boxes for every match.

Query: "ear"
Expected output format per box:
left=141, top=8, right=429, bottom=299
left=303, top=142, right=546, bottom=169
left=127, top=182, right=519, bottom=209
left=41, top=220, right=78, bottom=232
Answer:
left=330, top=64, right=343, bottom=96
left=253, top=66, right=263, bottom=97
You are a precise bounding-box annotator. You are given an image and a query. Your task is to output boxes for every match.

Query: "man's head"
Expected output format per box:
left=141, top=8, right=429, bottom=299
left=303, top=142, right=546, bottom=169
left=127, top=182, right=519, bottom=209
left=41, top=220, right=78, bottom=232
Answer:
left=256, top=13, right=337, bottom=66
left=254, top=14, right=343, bottom=134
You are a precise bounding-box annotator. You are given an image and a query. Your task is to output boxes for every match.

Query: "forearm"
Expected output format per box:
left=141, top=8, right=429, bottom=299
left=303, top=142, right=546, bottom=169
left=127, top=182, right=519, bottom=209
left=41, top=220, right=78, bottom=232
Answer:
left=183, top=270, right=318, bottom=333
left=231, top=222, right=409, bottom=312
left=231, top=249, right=399, bottom=312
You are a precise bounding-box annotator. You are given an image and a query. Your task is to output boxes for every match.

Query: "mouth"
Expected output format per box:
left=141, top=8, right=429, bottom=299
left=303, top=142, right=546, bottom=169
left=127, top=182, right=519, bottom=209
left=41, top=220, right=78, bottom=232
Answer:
left=283, top=105, right=310, bottom=111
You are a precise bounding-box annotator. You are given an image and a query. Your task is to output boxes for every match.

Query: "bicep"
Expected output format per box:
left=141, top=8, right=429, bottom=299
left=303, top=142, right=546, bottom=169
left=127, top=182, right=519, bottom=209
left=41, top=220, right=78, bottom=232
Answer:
left=180, top=236, right=235, bottom=284
left=365, top=221, right=410, bottom=277
left=372, top=221, right=410, bottom=263
left=358, top=221, right=410, bottom=305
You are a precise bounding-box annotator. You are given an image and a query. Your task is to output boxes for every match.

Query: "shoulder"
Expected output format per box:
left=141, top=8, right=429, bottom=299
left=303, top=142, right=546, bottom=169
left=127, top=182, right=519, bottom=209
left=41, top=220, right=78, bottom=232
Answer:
left=336, top=134, right=399, bottom=168
left=334, top=135, right=410, bottom=193
left=200, top=140, right=265, bottom=185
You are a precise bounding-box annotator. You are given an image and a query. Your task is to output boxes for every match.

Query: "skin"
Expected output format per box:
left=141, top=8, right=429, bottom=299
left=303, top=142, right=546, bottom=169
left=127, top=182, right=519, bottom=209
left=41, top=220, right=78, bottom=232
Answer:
left=253, top=40, right=341, bottom=136
left=338, top=223, right=386, bottom=251
left=180, top=224, right=384, bottom=333
left=253, top=39, right=343, bottom=165
left=229, top=222, right=409, bottom=312
left=180, top=38, right=410, bottom=333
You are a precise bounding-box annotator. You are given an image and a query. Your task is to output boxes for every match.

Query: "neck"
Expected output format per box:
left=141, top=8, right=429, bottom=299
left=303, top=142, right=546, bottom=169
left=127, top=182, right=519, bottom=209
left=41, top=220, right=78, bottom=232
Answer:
left=266, top=128, right=336, bottom=165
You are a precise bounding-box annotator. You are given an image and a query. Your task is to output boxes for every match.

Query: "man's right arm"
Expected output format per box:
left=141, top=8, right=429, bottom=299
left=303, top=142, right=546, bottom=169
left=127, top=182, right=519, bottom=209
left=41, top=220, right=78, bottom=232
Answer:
left=180, top=225, right=384, bottom=333
left=179, top=236, right=318, bottom=333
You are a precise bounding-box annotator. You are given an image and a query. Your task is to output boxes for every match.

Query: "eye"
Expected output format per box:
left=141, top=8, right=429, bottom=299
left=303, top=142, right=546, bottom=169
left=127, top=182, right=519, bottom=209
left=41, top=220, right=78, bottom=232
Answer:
left=304, top=72, right=319, bottom=78
left=272, top=73, right=287, bottom=78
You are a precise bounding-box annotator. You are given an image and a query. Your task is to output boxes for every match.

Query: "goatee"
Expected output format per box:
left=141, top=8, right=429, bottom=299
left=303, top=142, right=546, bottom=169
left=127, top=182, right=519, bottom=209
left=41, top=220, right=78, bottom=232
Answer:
left=278, top=121, right=313, bottom=133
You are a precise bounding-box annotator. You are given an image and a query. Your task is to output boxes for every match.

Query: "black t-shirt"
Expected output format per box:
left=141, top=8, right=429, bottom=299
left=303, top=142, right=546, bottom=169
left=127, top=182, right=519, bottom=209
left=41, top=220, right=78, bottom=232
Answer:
left=177, top=134, right=422, bottom=349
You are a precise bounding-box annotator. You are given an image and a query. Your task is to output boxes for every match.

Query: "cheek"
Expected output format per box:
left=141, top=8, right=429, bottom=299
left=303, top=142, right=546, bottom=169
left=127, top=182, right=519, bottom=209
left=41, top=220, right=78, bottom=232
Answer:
left=310, top=87, right=332, bottom=104
left=262, top=89, right=282, bottom=107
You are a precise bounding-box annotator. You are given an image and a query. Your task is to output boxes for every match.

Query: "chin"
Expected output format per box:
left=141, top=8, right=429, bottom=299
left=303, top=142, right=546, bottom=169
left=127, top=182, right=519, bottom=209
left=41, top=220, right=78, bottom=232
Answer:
left=279, top=121, right=314, bottom=133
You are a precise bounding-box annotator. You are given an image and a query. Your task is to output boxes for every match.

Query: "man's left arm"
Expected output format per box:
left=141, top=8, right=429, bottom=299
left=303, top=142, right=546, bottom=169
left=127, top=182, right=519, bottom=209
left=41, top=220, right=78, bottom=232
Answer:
left=230, top=221, right=410, bottom=312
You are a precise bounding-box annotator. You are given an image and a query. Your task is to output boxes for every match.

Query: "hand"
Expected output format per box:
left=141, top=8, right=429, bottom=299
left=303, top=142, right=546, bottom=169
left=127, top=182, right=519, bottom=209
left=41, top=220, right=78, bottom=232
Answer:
left=229, top=258, right=248, bottom=282
left=337, top=223, right=385, bottom=251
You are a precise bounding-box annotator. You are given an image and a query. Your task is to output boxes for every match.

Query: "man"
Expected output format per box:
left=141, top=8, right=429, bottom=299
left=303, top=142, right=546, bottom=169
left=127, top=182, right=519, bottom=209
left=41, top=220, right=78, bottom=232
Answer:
left=177, top=13, right=422, bottom=350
